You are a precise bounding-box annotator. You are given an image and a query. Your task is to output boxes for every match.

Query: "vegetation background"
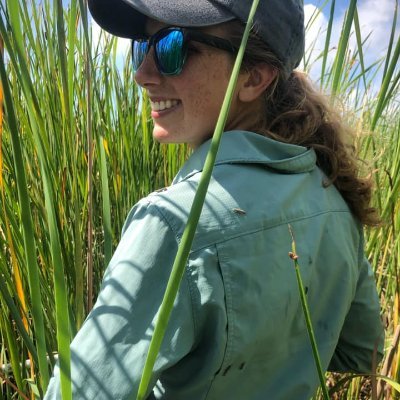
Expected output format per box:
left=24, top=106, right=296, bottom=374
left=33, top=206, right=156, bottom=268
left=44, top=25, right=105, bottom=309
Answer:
left=0, top=0, right=398, bottom=399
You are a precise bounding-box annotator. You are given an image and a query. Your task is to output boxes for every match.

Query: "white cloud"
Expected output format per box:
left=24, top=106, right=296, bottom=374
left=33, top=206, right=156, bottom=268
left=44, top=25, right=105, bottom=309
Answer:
left=354, top=0, right=399, bottom=57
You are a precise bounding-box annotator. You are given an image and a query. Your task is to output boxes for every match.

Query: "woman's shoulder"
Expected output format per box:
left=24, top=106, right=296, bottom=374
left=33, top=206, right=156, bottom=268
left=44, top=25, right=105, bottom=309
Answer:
left=124, top=158, right=359, bottom=257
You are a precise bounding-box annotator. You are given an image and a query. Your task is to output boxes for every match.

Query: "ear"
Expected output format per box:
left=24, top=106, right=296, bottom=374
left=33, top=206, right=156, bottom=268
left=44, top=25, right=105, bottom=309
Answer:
left=237, top=64, right=278, bottom=103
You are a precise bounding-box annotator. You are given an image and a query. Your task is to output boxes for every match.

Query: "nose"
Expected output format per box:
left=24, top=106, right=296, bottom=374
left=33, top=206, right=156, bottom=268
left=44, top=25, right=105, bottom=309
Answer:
left=134, top=48, right=162, bottom=88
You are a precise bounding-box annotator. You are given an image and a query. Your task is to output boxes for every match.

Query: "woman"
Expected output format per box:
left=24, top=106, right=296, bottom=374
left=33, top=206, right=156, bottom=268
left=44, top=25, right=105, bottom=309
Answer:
left=45, top=0, right=384, bottom=399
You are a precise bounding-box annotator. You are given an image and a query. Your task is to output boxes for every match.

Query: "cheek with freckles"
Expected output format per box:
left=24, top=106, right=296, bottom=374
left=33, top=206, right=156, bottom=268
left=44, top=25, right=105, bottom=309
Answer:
left=151, top=50, right=234, bottom=147
left=182, top=55, right=232, bottom=136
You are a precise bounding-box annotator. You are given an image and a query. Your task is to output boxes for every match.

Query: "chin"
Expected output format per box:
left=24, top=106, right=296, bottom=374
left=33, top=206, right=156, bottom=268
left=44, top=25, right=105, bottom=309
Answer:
left=153, top=126, right=186, bottom=145
left=152, top=128, right=171, bottom=143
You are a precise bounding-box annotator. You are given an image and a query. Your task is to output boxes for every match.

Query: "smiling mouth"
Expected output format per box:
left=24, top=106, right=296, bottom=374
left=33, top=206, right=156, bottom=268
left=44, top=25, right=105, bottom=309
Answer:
left=150, top=99, right=180, bottom=112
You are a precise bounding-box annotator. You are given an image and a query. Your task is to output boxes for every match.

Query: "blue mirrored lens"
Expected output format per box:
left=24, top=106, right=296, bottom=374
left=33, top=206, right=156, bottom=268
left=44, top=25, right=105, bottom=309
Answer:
left=132, top=40, right=149, bottom=71
left=156, top=30, right=185, bottom=75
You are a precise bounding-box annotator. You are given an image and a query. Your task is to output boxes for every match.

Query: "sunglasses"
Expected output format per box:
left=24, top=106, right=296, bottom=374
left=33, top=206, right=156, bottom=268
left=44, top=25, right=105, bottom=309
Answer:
left=131, top=26, right=237, bottom=76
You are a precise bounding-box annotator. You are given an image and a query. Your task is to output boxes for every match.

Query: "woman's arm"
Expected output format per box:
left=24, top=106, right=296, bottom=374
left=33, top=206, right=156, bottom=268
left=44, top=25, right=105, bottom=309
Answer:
left=328, top=253, right=385, bottom=373
left=44, top=199, right=195, bottom=400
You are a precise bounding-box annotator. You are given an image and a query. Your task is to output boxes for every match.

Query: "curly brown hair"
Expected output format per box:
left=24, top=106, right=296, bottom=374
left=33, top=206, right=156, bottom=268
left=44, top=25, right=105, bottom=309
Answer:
left=228, top=21, right=378, bottom=226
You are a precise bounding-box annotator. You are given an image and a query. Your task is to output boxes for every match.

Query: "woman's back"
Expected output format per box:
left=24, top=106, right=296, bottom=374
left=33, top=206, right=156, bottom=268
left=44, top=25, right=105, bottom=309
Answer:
left=125, top=131, right=382, bottom=399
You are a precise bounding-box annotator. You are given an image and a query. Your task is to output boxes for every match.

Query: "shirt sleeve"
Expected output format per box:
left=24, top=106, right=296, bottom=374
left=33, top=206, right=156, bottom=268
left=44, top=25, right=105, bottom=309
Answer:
left=44, top=199, right=195, bottom=400
left=328, top=250, right=385, bottom=373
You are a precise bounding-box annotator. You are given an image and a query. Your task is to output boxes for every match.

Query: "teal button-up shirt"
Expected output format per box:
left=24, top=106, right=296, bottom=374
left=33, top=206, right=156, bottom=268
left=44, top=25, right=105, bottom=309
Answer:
left=45, top=131, right=384, bottom=400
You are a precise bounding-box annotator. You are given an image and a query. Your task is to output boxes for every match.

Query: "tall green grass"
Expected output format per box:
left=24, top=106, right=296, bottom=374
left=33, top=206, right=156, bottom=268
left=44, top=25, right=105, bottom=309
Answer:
left=0, top=0, right=398, bottom=399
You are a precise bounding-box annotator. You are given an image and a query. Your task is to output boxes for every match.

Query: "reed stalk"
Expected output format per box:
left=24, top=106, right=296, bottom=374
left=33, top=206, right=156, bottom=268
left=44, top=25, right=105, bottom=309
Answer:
left=288, top=226, right=330, bottom=400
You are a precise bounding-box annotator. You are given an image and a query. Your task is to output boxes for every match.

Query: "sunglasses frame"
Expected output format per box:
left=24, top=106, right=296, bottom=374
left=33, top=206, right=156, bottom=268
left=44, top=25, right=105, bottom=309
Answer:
left=131, top=26, right=237, bottom=76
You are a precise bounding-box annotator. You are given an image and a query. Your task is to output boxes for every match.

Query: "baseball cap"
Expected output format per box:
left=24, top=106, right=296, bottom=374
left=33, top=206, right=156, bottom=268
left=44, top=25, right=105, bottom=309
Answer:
left=88, top=0, right=305, bottom=74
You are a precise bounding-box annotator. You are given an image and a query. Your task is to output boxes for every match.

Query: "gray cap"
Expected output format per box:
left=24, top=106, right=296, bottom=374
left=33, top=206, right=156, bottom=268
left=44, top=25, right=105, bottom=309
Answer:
left=88, top=0, right=305, bottom=73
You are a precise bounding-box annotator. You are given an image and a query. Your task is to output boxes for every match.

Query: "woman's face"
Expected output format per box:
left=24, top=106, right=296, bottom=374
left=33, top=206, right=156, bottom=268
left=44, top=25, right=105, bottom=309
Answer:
left=134, top=19, right=258, bottom=148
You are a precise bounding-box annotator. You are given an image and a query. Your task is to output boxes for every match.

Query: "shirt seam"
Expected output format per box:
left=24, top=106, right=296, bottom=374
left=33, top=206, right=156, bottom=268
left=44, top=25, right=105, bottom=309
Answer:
left=215, top=244, right=235, bottom=365
left=148, top=200, right=182, bottom=244
left=148, top=202, right=198, bottom=341
left=203, top=244, right=234, bottom=400
left=175, top=153, right=315, bottom=182
left=190, top=208, right=352, bottom=254
left=185, top=264, right=199, bottom=342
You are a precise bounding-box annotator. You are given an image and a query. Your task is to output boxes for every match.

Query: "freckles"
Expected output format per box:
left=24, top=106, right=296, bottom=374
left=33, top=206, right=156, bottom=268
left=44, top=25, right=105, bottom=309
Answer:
left=189, top=81, right=213, bottom=116
left=182, top=53, right=230, bottom=121
left=191, top=94, right=209, bottom=119
left=195, top=82, right=216, bottom=116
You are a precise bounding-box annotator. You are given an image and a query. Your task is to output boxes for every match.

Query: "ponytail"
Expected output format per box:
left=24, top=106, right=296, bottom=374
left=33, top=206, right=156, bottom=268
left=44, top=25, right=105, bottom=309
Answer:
left=228, top=21, right=378, bottom=226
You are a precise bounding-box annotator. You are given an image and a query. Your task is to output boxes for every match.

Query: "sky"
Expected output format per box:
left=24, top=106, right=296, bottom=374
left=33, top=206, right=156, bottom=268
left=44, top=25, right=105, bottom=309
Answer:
left=90, top=0, right=399, bottom=83
left=302, top=0, right=399, bottom=76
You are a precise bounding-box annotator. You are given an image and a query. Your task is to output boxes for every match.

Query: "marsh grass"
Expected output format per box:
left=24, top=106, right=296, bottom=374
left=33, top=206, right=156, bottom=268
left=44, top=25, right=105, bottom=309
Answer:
left=0, top=0, right=398, bottom=399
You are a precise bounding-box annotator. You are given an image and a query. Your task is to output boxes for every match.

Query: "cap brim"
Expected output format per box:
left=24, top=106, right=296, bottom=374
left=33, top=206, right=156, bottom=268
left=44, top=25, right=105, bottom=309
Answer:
left=88, top=0, right=235, bottom=38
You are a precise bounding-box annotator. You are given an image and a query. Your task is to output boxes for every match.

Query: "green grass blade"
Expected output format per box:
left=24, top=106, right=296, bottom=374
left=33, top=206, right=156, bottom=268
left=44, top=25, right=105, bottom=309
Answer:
left=6, top=0, right=24, bottom=54
left=288, top=226, right=329, bottom=400
left=67, top=0, right=78, bottom=129
left=0, top=310, right=24, bottom=393
left=56, top=0, right=70, bottom=120
left=353, top=9, right=368, bottom=91
left=371, top=34, right=400, bottom=131
left=1, top=1, right=49, bottom=150
left=74, top=192, right=85, bottom=329
left=331, top=0, right=357, bottom=95
left=0, top=276, right=38, bottom=364
left=135, top=1, right=261, bottom=398
left=78, top=0, right=96, bottom=311
left=98, top=135, right=112, bottom=267
left=42, top=175, right=72, bottom=400
left=321, top=0, right=335, bottom=88
left=382, top=0, right=398, bottom=79
left=0, top=39, right=49, bottom=392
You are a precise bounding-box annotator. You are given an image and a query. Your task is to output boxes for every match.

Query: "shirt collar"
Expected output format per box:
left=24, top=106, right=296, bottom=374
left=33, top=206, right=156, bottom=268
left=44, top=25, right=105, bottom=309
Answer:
left=173, top=130, right=317, bottom=184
